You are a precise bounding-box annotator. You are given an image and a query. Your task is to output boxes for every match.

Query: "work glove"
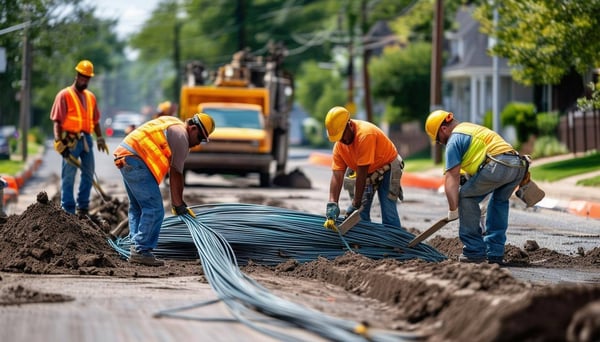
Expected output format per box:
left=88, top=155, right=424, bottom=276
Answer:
left=325, top=202, right=340, bottom=220
left=54, top=139, right=71, bottom=158
left=172, top=203, right=196, bottom=218
left=447, top=209, right=459, bottom=222
left=97, top=137, right=109, bottom=154
left=346, top=204, right=359, bottom=217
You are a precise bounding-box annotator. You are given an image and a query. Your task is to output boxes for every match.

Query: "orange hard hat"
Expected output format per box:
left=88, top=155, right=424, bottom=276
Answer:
left=75, top=60, right=94, bottom=77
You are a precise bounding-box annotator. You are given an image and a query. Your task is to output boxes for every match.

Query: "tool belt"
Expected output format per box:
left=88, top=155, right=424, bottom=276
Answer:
left=364, top=155, right=405, bottom=202
left=62, top=131, right=90, bottom=152
left=514, top=154, right=545, bottom=207
left=482, top=151, right=525, bottom=169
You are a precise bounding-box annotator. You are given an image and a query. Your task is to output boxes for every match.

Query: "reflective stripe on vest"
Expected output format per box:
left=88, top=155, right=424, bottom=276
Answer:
left=62, top=87, right=95, bottom=134
left=123, top=116, right=183, bottom=184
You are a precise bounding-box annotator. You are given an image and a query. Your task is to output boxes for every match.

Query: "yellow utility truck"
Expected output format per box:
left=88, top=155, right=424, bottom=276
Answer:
left=179, top=46, right=293, bottom=187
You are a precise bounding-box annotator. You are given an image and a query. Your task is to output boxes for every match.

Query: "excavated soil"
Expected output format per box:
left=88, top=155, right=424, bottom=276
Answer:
left=1, top=191, right=600, bottom=341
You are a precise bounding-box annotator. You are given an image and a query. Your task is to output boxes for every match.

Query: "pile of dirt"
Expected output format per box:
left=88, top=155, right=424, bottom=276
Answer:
left=0, top=192, right=201, bottom=277
left=0, top=284, right=74, bottom=305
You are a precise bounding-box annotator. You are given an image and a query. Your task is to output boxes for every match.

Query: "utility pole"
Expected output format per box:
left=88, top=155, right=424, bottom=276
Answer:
left=361, top=0, right=373, bottom=123
left=19, top=15, right=32, bottom=162
left=430, top=0, right=444, bottom=164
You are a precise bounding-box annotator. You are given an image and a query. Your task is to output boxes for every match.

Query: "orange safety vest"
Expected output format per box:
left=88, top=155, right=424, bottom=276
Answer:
left=61, top=87, right=96, bottom=134
left=122, top=116, right=184, bottom=184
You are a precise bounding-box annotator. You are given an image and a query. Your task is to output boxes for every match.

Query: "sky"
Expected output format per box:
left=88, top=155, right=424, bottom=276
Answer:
left=89, top=0, right=160, bottom=39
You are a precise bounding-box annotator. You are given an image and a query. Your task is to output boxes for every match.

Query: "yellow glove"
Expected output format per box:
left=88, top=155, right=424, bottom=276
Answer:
left=323, top=218, right=338, bottom=232
left=172, top=203, right=196, bottom=218
left=97, top=137, right=109, bottom=154
left=54, top=139, right=70, bottom=158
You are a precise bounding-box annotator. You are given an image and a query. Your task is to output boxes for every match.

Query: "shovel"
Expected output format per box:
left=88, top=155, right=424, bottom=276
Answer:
left=407, top=217, right=449, bottom=248
left=337, top=206, right=363, bottom=235
left=65, top=155, right=111, bottom=202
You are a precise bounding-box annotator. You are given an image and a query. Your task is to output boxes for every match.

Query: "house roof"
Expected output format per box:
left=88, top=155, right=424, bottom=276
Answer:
left=444, top=7, right=510, bottom=75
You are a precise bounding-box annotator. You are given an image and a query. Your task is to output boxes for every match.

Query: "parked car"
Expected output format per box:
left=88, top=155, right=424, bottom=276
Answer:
left=104, top=112, right=146, bottom=138
left=0, top=134, right=10, bottom=160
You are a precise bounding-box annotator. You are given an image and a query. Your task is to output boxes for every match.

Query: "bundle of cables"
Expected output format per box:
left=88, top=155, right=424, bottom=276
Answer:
left=110, top=203, right=446, bottom=264
left=108, top=204, right=443, bottom=340
left=156, top=214, right=421, bottom=341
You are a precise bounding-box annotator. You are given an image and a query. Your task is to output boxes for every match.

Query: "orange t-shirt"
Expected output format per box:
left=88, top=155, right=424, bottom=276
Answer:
left=331, top=120, right=398, bottom=174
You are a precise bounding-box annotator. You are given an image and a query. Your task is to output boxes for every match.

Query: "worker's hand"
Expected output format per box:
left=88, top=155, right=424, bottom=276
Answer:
left=447, top=209, right=459, bottom=222
left=325, top=202, right=340, bottom=220
left=346, top=204, right=358, bottom=217
left=323, top=219, right=338, bottom=232
left=54, top=139, right=71, bottom=158
left=172, top=203, right=196, bottom=218
left=97, top=137, right=109, bottom=154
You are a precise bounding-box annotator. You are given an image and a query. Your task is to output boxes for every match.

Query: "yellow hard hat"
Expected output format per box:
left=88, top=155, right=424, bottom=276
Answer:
left=157, top=101, right=172, bottom=113
left=192, top=113, right=215, bottom=141
left=325, top=106, right=350, bottom=142
left=75, top=60, right=94, bottom=77
left=425, top=110, right=453, bottom=142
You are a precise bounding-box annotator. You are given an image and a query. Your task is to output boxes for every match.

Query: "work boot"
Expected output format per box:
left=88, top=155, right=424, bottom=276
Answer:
left=458, top=254, right=486, bottom=264
left=129, top=247, right=165, bottom=267
left=76, top=208, right=89, bottom=217
left=487, top=256, right=507, bottom=266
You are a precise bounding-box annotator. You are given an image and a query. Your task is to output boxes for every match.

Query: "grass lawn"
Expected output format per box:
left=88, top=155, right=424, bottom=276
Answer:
left=529, top=152, right=600, bottom=182
left=403, top=148, right=439, bottom=172
left=0, top=143, right=44, bottom=176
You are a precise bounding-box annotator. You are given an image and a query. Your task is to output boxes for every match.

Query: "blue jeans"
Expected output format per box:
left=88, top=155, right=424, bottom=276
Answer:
left=458, top=154, right=526, bottom=259
left=61, top=133, right=94, bottom=214
left=119, top=156, right=164, bottom=252
left=359, top=169, right=402, bottom=228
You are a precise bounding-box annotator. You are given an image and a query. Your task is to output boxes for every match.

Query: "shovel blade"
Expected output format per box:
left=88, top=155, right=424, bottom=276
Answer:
left=338, top=207, right=363, bottom=235
left=407, top=217, right=449, bottom=248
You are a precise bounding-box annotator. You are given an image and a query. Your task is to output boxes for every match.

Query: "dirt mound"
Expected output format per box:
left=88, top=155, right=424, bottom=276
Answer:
left=0, top=284, right=74, bottom=305
left=0, top=192, right=208, bottom=279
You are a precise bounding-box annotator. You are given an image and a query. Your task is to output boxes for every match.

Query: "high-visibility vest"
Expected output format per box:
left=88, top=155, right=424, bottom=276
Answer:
left=61, top=87, right=95, bottom=134
left=453, top=122, right=513, bottom=175
left=122, top=116, right=184, bottom=183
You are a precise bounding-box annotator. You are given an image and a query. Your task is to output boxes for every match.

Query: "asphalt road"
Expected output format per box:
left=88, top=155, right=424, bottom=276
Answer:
left=15, top=138, right=600, bottom=280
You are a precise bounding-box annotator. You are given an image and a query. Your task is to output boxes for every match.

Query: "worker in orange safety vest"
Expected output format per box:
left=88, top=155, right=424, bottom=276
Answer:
left=50, top=60, right=109, bottom=216
left=113, top=113, right=215, bottom=266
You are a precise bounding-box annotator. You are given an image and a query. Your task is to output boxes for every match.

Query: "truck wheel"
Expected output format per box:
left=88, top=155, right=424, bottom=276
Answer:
left=259, top=172, right=271, bottom=188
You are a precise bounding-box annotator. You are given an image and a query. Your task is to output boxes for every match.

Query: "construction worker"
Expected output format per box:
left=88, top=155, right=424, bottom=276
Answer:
left=154, top=101, right=177, bottom=118
left=323, top=106, right=404, bottom=230
left=50, top=60, right=109, bottom=216
left=113, top=113, right=215, bottom=266
left=425, top=110, right=527, bottom=264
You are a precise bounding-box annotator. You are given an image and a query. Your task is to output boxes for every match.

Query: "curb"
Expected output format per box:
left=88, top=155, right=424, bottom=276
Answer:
left=2, top=155, right=44, bottom=210
left=308, top=152, right=600, bottom=220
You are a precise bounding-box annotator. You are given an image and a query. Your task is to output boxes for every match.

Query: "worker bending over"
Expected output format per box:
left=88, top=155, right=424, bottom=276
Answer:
left=425, top=110, right=526, bottom=264
left=324, top=106, right=404, bottom=230
left=113, top=113, right=215, bottom=266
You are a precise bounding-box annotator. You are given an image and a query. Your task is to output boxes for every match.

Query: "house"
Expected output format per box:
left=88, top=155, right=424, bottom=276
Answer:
left=442, top=7, right=533, bottom=127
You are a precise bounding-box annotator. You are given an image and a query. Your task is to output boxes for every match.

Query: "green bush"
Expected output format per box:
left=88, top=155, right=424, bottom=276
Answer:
left=501, top=102, right=537, bottom=143
left=531, top=135, right=568, bottom=158
left=536, top=111, right=559, bottom=136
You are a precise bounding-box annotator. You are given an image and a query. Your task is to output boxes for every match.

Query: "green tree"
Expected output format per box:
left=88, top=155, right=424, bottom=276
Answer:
left=295, top=61, right=345, bottom=123
left=368, top=42, right=431, bottom=124
left=473, top=0, right=600, bottom=86
left=0, top=0, right=124, bottom=133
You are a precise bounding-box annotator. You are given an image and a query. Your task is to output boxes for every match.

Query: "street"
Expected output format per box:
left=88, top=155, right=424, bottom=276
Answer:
left=17, top=138, right=600, bottom=282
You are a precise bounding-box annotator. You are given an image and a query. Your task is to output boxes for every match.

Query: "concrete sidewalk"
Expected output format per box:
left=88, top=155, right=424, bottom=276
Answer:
left=309, top=152, right=600, bottom=219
